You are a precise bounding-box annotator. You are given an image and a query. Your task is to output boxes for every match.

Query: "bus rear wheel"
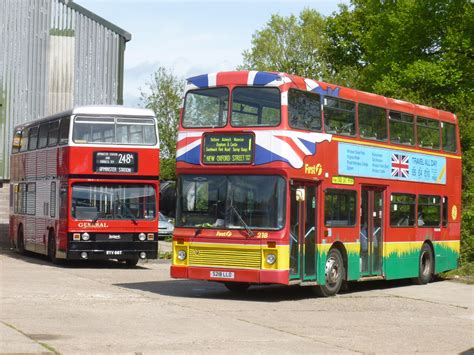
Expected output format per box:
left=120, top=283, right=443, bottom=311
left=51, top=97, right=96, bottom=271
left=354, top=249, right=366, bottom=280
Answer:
left=412, top=243, right=433, bottom=285
left=315, top=248, right=345, bottom=297
left=224, top=282, right=250, bottom=294
left=17, top=225, right=25, bottom=254
left=48, top=231, right=61, bottom=264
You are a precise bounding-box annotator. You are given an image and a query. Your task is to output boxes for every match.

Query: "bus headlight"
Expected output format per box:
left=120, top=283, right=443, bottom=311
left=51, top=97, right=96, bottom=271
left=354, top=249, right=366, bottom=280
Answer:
left=138, top=233, right=146, bottom=241
left=177, top=250, right=187, bottom=261
left=266, top=253, right=277, bottom=265
left=81, top=232, right=90, bottom=241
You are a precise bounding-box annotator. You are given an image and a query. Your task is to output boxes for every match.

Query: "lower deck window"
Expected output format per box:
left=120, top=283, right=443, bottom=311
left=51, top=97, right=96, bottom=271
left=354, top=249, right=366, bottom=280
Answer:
left=390, top=193, right=416, bottom=227
left=324, top=189, right=356, bottom=227
left=418, top=195, right=441, bottom=227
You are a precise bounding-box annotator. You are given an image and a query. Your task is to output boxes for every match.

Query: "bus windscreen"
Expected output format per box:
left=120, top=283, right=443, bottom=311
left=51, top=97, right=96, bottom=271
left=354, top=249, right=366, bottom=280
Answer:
left=72, top=184, right=156, bottom=221
left=177, top=175, right=286, bottom=230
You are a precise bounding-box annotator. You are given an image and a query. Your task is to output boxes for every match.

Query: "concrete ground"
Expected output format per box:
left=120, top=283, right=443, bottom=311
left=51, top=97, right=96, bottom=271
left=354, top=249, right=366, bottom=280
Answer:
left=0, top=245, right=473, bottom=354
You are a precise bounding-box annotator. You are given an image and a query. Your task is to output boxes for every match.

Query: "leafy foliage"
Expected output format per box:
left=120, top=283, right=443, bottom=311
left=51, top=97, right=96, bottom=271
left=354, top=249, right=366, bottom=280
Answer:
left=140, top=67, right=183, bottom=180
left=240, top=9, right=333, bottom=80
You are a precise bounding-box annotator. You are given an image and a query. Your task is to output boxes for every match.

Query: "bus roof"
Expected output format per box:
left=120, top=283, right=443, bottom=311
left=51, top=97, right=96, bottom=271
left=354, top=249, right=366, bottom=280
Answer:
left=14, top=105, right=156, bottom=131
left=185, top=71, right=457, bottom=124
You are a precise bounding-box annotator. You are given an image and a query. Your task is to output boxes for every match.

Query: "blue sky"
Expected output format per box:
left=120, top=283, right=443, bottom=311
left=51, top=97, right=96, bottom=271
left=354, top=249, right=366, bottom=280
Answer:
left=75, top=0, right=348, bottom=107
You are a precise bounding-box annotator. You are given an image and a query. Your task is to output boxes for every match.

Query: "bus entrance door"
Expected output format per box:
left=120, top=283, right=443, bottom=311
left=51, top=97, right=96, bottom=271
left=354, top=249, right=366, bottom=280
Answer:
left=289, top=183, right=317, bottom=282
left=360, top=187, right=384, bottom=276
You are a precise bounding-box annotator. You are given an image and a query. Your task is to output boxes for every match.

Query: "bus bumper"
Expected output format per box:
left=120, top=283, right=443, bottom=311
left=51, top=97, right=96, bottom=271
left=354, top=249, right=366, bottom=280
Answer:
left=67, top=241, right=158, bottom=260
left=170, top=265, right=289, bottom=285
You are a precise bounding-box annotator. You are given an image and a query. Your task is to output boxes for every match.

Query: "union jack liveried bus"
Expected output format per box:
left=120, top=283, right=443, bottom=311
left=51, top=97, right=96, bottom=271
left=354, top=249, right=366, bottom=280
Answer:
left=170, top=71, right=461, bottom=296
left=9, top=106, right=160, bottom=266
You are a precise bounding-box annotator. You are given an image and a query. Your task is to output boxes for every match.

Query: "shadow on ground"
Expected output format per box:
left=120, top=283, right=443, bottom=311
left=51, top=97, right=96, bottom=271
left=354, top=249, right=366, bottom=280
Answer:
left=114, top=276, right=442, bottom=303
left=0, top=248, right=151, bottom=270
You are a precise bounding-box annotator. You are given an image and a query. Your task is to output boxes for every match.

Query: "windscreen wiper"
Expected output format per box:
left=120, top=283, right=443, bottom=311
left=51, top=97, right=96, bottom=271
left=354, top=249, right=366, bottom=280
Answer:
left=230, top=204, right=254, bottom=237
left=117, top=200, right=138, bottom=225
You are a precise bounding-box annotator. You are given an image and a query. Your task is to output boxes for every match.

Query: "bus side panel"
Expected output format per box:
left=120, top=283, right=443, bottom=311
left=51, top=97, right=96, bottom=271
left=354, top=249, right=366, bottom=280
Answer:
left=383, top=241, right=421, bottom=280
left=433, top=239, right=460, bottom=273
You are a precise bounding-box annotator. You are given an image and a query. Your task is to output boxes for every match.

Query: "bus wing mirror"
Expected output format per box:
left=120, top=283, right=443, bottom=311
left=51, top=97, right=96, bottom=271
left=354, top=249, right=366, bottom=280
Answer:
left=296, top=188, right=305, bottom=202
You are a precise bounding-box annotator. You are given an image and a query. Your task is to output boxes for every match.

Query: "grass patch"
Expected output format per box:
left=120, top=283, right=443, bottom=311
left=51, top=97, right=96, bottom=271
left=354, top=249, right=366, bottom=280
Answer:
left=440, top=261, right=474, bottom=284
left=159, top=251, right=172, bottom=260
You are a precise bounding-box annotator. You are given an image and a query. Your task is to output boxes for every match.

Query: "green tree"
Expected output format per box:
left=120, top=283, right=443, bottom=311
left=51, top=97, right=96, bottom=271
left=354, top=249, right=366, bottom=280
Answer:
left=240, top=9, right=336, bottom=81
left=140, top=67, right=184, bottom=180
left=326, top=0, right=473, bottom=264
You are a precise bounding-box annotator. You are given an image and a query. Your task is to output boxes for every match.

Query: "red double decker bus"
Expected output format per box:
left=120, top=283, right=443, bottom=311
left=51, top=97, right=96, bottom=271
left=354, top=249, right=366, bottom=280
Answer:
left=9, top=106, right=160, bottom=266
left=171, top=71, right=461, bottom=295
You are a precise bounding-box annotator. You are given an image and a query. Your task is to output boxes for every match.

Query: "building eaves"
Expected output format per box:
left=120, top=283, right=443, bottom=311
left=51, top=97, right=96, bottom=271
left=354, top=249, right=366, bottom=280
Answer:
left=60, top=0, right=132, bottom=42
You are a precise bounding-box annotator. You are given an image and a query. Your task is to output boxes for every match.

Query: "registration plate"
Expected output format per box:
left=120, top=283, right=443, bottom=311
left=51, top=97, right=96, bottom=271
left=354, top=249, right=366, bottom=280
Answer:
left=210, top=271, right=235, bottom=279
left=106, top=250, right=122, bottom=255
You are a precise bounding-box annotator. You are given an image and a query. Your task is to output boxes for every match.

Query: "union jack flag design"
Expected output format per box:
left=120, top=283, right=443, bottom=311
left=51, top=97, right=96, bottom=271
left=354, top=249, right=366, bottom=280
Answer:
left=176, top=130, right=332, bottom=169
left=391, top=154, right=410, bottom=178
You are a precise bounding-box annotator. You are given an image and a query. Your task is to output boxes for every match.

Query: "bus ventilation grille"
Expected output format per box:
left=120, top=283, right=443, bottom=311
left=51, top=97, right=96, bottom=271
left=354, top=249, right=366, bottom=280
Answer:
left=189, top=246, right=261, bottom=269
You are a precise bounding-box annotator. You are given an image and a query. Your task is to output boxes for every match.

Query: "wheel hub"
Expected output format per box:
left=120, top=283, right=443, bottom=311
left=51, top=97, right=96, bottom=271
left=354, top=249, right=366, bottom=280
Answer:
left=325, top=257, right=339, bottom=284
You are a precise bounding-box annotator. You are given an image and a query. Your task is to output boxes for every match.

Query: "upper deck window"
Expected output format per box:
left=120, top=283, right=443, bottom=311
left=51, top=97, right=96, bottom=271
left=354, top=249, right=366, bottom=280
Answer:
left=417, top=117, right=440, bottom=150
left=59, top=117, right=70, bottom=145
left=288, top=89, right=321, bottom=131
left=28, top=126, right=39, bottom=150
left=12, top=130, right=22, bottom=153
left=183, top=88, right=229, bottom=128
left=323, top=97, right=356, bottom=136
left=231, top=87, right=280, bottom=127
left=442, top=122, right=457, bottom=153
left=389, top=111, right=414, bottom=146
left=73, top=116, right=157, bottom=145
left=358, top=104, right=387, bottom=141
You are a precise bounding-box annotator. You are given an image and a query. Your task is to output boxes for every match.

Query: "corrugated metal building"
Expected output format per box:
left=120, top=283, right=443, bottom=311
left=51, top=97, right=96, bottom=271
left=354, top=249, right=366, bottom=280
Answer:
left=0, top=0, right=131, bottom=224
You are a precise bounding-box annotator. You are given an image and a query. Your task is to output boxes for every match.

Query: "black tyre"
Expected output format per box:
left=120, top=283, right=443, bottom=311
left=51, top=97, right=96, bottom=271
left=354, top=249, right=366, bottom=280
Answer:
left=224, top=282, right=250, bottom=294
left=315, top=248, right=345, bottom=297
left=125, top=258, right=139, bottom=267
left=47, top=231, right=61, bottom=264
left=17, top=225, right=25, bottom=254
left=412, top=243, right=433, bottom=285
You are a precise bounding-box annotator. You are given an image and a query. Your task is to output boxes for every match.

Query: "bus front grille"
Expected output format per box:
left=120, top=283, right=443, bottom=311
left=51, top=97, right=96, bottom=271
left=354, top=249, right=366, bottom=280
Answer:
left=188, top=246, right=261, bottom=269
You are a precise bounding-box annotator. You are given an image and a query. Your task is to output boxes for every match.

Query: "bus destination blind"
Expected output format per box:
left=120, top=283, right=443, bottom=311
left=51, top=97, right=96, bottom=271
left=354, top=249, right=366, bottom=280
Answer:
left=93, top=152, right=138, bottom=173
left=203, top=134, right=254, bottom=165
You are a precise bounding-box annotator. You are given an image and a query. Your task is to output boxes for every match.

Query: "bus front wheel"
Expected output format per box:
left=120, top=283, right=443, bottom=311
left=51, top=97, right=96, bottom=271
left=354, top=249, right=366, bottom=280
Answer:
left=125, top=258, right=139, bottom=267
left=17, top=225, right=25, bottom=254
left=315, top=248, right=345, bottom=297
left=412, top=243, right=433, bottom=285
